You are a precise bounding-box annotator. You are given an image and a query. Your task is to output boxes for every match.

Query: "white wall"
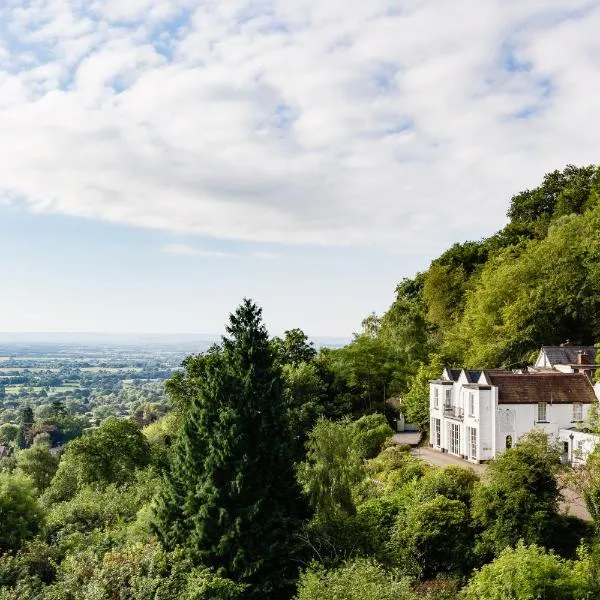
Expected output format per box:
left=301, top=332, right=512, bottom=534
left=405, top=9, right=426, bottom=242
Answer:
left=559, top=429, right=600, bottom=465
left=495, top=402, right=591, bottom=454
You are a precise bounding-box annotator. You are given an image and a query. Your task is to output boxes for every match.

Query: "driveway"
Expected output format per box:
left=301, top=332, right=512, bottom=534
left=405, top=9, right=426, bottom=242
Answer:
left=411, top=446, right=591, bottom=521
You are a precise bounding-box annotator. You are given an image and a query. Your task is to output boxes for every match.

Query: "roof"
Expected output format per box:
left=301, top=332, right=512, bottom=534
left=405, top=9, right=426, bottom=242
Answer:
left=464, top=369, right=482, bottom=383
left=541, top=346, right=597, bottom=366
left=486, top=372, right=597, bottom=404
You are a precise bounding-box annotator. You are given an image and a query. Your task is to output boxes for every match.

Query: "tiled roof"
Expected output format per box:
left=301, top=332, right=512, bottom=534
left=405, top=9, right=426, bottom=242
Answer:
left=449, top=369, right=461, bottom=381
left=486, top=372, right=597, bottom=404
left=542, top=346, right=597, bottom=366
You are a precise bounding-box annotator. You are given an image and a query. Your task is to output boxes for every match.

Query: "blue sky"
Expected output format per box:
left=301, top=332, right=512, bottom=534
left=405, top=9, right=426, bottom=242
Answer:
left=1, top=0, right=600, bottom=336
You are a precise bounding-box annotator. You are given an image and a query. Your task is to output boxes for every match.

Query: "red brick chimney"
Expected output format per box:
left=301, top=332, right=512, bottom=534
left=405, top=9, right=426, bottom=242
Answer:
left=577, top=351, right=590, bottom=365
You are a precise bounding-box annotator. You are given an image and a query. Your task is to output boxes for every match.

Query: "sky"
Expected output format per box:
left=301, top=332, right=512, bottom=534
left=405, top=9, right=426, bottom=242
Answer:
left=1, top=0, right=600, bottom=337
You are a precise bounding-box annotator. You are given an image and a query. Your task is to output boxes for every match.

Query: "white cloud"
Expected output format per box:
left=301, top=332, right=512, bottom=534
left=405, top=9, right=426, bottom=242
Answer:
left=1, top=0, right=600, bottom=250
left=163, top=243, right=279, bottom=259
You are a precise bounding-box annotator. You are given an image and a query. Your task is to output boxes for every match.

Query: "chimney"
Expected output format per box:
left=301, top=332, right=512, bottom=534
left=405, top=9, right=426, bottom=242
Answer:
left=577, top=351, right=590, bottom=365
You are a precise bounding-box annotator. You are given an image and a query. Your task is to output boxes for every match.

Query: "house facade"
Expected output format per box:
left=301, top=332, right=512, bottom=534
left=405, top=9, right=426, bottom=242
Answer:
left=429, top=368, right=598, bottom=464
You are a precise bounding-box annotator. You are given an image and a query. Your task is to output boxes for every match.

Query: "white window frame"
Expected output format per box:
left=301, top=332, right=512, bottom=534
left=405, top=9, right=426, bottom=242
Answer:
left=434, top=387, right=439, bottom=409
left=538, top=402, right=547, bottom=422
left=469, top=393, right=475, bottom=417
left=469, top=427, right=477, bottom=460
left=449, top=423, right=461, bottom=455
left=434, top=418, right=441, bottom=447
left=573, top=403, right=583, bottom=422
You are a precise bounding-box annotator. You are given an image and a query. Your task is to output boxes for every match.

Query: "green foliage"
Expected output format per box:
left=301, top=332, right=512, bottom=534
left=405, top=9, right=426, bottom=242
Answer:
left=328, top=334, right=407, bottom=413
left=283, top=361, right=330, bottom=448
left=41, top=541, right=245, bottom=600
left=44, top=479, right=154, bottom=541
left=295, top=558, right=418, bottom=600
left=272, top=329, right=317, bottom=366
left=365, top=446, right=426, bottom=494
left=472, top=431, right=562, bottom=557
left=44, top=418, right=151, bottom=503
left=153, top=299, right=304, bottom=598
left=507, top=165, right=599, bottom=228
left=390, top=496, right=474, bottom=579
left=0, top=473, right=44, bottom=553
left=352, top=413, right=392, bottom=459
left=0, top=424, right=19, bottom=446
left=15, top=445, right=59, bottom=494
left=571, top=445, right=600, bottom=535
left=401, top=357, right=444, bottom=426
left=460, top=542, right=584, bottom=600
left=418, top=465, right=479, bottom=505
left=297, top=418, right=364, bottom=520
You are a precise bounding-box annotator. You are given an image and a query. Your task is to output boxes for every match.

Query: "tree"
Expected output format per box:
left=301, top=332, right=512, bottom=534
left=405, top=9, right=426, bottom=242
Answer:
left=282, top=361, right=329, bottom=450
left=0, top=473, right=44, bottom=552
left=153, top=299, right=304, bottom=598
left=571, top=445, right=600, bottom=535
left=390, top=496, right=474, bottom=578
left=472, top=431, right=562, bottom=557
left=45, top=417, right=150, bottom=502
left=15, top=445, right=59, bottom=494
left=271, top=329, right=317, bottom=367
left=295, top=558, right=418, bottom=600
left=461, top=543, right=583, bottom=600
left=0, top=423, right=20, bottom=446
left=297, top=418, right=364, bottom=520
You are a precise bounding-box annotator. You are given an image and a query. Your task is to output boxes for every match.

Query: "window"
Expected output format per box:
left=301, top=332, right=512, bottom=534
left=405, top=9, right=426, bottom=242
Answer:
left=469, top=393, right=475, bottom=417
left=577, top=440, right=584, bottom=452
left=537, top=402, right=547, bottom=422
left=469, top=427, right=477, bottom=460
left=434, top=418, right=441, bottom=447
left=449, top=423, right=461, bottom=455
left=573, top=403, right=583, bottom=422
left=444, top=388, right=452, bottom=408
left=433, top=388, right=439, bottom=409
left=506, top=435, right=513, bottom=449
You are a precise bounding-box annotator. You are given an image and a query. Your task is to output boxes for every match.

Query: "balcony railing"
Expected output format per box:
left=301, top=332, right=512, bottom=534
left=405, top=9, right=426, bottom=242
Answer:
left=444, top=406, right=464, bottom=420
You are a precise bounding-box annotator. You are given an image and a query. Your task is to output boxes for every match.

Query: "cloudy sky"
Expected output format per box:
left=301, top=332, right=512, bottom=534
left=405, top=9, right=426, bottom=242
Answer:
left=0, top=0, right=599, bottom=337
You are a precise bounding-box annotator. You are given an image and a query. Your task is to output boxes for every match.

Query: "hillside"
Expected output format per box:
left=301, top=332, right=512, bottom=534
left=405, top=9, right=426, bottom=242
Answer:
left=358, top=165, right=600, bottom=424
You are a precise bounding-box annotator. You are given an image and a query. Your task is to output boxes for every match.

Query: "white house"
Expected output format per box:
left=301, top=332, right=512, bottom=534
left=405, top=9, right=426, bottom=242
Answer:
left=429, top=368, right=598, bottom=464
left=534, top=345, right=599, bottom=379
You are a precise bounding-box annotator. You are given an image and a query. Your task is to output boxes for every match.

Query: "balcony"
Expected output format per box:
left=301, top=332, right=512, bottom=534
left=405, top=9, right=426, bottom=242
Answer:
left=444, top=406, right=464, bottom=420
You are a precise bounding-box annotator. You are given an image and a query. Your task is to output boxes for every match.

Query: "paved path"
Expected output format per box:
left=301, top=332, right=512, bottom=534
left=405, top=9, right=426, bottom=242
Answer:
left=411, top=446, right=591, bottom=521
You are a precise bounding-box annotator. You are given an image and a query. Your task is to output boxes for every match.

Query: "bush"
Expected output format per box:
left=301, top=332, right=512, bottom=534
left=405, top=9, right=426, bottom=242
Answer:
left=461, top=543, right=584, bottom=600
left=418, top=466, right=479, bottom=505
left=295, top=558, right=418, bottom=600
left=352, top=414, right=393, bottom=459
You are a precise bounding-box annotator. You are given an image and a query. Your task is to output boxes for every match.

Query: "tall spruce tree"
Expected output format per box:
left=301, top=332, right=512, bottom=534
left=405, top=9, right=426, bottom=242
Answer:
left=153, top=299, right=304, bottom=599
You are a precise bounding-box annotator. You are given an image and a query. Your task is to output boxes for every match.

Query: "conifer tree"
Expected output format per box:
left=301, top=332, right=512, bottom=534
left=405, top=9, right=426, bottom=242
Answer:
left=153, top=299, right=304, bottom=599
